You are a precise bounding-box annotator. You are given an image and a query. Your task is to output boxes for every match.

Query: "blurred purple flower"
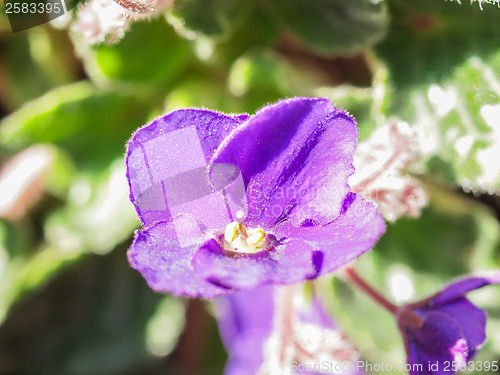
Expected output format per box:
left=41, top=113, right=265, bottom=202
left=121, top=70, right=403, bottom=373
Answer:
left=216, top=285, right=364, bottom=375
left=216, top=285, right=274, bottom=375
left=397, top=273, right=500, bottom=375
left=126, top=97, right=385, bottom=298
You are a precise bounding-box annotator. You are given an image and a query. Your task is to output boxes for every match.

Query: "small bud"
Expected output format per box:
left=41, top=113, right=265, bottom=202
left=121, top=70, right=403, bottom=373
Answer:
left=73, top=0, right=172, bottom=44
left=397, top=273, right=500, bottom=374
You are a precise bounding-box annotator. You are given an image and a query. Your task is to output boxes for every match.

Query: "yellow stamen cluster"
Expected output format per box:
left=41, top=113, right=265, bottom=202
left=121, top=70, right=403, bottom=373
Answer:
left=223, top=221, right=267, bottom=253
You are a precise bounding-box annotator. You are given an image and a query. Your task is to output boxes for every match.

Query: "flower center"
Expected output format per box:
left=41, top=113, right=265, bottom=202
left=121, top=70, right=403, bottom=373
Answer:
left=223, top=221, right=267, bottom=254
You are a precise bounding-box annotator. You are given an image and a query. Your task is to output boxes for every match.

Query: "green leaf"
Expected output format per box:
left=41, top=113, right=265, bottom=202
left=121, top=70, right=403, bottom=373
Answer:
left=228, top=50, right=291, bottom=113
left=215, top=7, right=279, bottom=66
left=229, top=52, right=286, bottom=93
left=172, top=0, right=251, bottom=39
left=266, top=0, right=389, bottom=54
left=165, top=77, right=241, bottom=113
left=0, top=81, right=151, bottom=171
left=0, top=28, right=77, bottom=111
left=378, top=0, right=500, bottom=87
left=378, top=205, right=477, bottom=277
left=376, top=0, right=500, bottom=192
left=86, top=18, right=191, bottom=89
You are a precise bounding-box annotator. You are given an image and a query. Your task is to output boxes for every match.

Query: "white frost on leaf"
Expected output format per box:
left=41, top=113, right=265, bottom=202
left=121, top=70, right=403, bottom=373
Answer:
left=470, top=103, right=500, bottom=194
left=451, top=101, right=500, bottom=195
left=349, top=119, right=428, bottom=221
left=469, top=0, right=500, bottom=10
left=454, top=135, right=474, bottom=159
left=427, top=84, right=457, bottom=117
left=448, top=0, right=500, bottom=9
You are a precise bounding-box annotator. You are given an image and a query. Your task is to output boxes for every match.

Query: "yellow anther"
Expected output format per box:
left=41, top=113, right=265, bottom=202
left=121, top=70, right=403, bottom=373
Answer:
left=245, top=229, right=265, bottom=246
left=224, top=222, right=239, bottom=242
left=223, top=222, right=267, bottom=253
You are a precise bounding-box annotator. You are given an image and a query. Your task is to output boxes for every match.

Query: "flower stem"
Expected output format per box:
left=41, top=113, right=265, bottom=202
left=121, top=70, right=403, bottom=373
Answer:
left=344, top=266, right=398, bottom=314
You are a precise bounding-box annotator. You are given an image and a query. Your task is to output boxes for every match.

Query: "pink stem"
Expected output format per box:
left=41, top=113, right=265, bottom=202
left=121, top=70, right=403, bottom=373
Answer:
left=345, top=266, right=398, bottom=314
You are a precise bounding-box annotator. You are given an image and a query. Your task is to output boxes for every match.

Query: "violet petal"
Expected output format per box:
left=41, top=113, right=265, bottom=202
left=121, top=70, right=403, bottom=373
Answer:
left=274, top=193, right=385, bottom=275
left=407, top=341, right=456, bottom=375
left=128, top=221, right=229, bottom=298
left=212, top=97, right=357, bottom=229
left=406, top=311, right=468, bottom=375
left=431, top=273, right=500, bottom=305
left=126, top=109, right=243, bottom=228
left=192, top=238, right=318, bottom=290
left=410, top=311, right=465, bottom=355
left=431, top=298, right=486, bottom=352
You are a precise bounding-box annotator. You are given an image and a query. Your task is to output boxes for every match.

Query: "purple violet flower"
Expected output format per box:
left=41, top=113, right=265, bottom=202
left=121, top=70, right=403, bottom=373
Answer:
left=397, top=273, right=500, bottom=375
left=126, top=97, right=385, bottom=298
left=216, top=285, right=365, bottom=375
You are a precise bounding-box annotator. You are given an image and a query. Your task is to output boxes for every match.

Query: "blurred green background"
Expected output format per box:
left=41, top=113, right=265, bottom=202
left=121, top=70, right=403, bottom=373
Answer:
left=0, top=0, right=500, bottom=374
